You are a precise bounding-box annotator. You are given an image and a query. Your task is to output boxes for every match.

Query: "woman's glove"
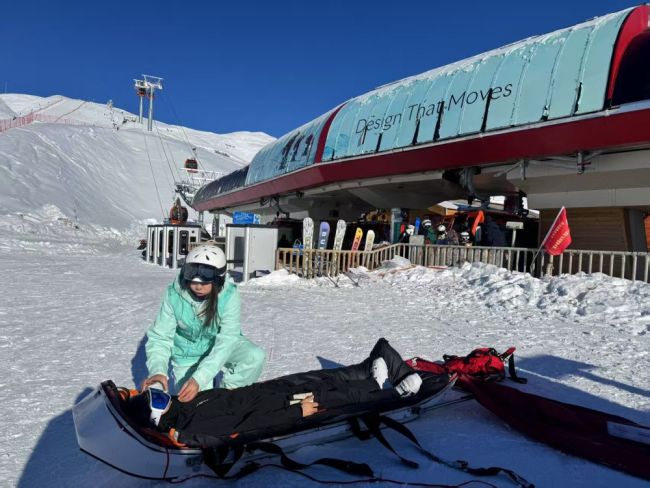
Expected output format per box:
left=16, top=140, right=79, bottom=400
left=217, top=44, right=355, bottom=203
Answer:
left=142, top=374, right=169, bottom=392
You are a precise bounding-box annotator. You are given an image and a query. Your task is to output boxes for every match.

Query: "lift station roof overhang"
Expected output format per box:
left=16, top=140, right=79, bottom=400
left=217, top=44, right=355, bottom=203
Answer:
left=193, top=5, right=650, bottom=213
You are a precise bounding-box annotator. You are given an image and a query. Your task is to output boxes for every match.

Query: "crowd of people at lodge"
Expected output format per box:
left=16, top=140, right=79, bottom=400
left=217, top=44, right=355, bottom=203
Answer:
left=397, top=212, right=507, bottom=248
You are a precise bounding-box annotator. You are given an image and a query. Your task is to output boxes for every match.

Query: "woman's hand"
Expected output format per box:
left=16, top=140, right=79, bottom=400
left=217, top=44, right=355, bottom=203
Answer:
left=141, top=374, right=169, bottom=392
left=300, top=395, right=319, bottom=417
left=178, top=378, right=200, bottom=402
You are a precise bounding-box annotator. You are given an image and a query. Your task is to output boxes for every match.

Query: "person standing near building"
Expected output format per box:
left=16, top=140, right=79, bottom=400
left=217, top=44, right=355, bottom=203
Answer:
left=398, top=224, right=415, bottom=243
left=421, top=219, right=437, bottom=244
left=141, top=243, right=265, bottom=402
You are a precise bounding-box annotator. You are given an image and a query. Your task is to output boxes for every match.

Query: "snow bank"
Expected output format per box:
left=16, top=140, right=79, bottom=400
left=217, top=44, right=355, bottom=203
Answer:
left=251, top=261, right=650, bottom=336
left=0, top=204, right=139, bottom=255
left=245, top=268, right=309, bottom=287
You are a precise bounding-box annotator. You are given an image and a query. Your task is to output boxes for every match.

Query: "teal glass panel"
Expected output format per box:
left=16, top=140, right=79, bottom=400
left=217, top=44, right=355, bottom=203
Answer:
left=285, top=112, right=330, bottom=172
left=416, top=74, right=454, bottom=144
left=246, top=144, right=271, bottom=185
left=513, top=32, right=565, bottom=125
left=322, top=106, right=350, bottom=161
left=343, top=94, right=381, bottom=157
left=285, top=132, right=309, bottom=173
left=458, top=55, right=504, bottom=135
left=332, top=102, right=364, bottom=159
left=545, top=27, right=592, bottom=119
left=485, top=44, right=535, bottom=130
left=355, top=92, right=394, bottom=154
left=577, top=9, right=631, bottom=114
left=323, top=103, right=358, bottom=161
left=393, top=78, right=435, bottom=148
left=377, top=85, right=416, bottom=151
left=438, top=64, right=477, bottom=139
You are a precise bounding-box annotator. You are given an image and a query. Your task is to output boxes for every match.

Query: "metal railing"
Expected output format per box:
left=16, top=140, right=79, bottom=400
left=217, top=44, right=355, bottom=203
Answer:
left=275, top=244, right=650, bottom=283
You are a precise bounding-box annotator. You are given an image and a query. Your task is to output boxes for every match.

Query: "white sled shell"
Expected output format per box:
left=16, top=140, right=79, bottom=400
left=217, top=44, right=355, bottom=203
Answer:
left=73, top=385, right=209, bottom=480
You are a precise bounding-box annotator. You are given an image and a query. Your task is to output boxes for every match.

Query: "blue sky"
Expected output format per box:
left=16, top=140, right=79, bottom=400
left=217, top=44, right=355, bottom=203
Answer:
left=2, top=0, right=640, bottom=137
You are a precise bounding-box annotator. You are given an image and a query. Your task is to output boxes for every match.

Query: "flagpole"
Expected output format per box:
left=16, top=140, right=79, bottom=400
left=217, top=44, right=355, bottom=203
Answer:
left=529, top=207, right=565, bottom=275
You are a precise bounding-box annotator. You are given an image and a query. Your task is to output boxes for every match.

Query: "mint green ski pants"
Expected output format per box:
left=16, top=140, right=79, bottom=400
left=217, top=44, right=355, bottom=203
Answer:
left=171, top=336, right=265, bottom=392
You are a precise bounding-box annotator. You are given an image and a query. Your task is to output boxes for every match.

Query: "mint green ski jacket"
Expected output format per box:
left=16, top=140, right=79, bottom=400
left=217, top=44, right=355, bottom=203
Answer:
left=145, top=275, right=242, bottom=388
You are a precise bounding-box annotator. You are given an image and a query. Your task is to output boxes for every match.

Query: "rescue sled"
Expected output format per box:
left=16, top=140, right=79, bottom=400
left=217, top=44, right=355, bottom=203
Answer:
left=73, top=372, right=459, bottom=481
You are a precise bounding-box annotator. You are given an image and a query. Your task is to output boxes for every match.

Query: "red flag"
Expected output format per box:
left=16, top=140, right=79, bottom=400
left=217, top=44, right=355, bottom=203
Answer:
left=543, top=207, right=572, bottom=256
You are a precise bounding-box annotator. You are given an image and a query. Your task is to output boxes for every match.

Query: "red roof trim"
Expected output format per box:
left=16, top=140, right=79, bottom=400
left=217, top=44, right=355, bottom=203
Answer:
left=606, top=5, right=649, bottom=103
left=314, top=104, right=345, bottom=163
left=193, top=106, right=650, bottom=211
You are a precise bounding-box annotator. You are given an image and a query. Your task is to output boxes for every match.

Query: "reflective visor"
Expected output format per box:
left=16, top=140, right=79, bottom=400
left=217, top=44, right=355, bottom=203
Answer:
left=183, top=263, right=220, bottom=282
left=148, top=388, right=171, bottom=426
left=149, top=388, right=171, bottom=410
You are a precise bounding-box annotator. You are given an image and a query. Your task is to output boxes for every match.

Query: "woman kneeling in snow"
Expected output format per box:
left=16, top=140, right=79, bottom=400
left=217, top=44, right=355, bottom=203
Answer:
left=142, top=243, right=265, bottom=403
left=124, top=338, right=423, bottom=447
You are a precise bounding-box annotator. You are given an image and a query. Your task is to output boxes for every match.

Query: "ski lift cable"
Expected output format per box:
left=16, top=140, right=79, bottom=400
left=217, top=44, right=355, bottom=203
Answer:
left=159, top=90, right=195, bottom=153
left=159, top=91, right=206, bottom=171
left=141, top=129, right=168, bottom=220
left=152, top=119, right=183, bottom=184
left=146, top=124, right=176, bottom=199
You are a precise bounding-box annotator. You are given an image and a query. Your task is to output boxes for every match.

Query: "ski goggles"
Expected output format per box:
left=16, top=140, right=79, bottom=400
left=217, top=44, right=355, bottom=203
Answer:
left=182, top=263, right=225, bottom=283
left=148, top=387, right=172, bottom=426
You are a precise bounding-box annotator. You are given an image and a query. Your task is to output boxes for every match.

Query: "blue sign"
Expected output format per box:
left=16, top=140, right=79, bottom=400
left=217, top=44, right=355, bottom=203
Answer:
left=233, top=211, right=261, bottom=225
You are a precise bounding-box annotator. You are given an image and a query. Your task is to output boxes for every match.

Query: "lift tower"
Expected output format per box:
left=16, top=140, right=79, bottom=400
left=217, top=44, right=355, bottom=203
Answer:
left=133, top=79, right=146, bottom=124
left=142, top=75, right=163, bottom=131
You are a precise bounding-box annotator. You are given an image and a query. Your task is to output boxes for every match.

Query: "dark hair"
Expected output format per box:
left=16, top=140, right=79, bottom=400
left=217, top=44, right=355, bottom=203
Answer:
left=200, top=282, right=220, bottom=327
left=123, top=391, right=153, bottom=428
left=180, top=275, right=224, bottom=327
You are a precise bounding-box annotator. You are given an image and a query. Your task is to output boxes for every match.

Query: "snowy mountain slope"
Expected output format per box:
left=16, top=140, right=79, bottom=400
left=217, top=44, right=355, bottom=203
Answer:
left=0, top=97, right=16, bottom=119
left=0, top=94, right=273, bottom=234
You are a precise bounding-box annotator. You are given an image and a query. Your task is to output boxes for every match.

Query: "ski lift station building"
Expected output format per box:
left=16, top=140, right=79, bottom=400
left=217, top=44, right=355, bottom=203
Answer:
left=193, top=5, right=650, bottom=253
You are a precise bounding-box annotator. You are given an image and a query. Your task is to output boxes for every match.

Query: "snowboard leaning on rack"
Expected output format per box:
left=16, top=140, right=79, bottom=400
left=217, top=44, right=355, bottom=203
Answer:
left=330, top=220, right=347, bottom=276
left=351, top=227, right=364, bottom=251
left=302, top=217, right=314, bottom=250
left=332, top=220, right=346, bottom=251
left=317, top=221, right=330, bottom=250
left=362, top=229, right=375, bottom=266
left=315, top=221, right=330, bottom=276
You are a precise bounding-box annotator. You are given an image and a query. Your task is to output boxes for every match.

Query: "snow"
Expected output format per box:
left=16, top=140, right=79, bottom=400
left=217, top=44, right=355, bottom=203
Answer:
left=1, top=93, right=648, bottom=487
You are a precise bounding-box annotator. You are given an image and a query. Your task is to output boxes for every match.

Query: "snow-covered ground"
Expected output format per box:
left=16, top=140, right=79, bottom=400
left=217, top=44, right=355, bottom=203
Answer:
left=1, top=227, right=648, bottom=487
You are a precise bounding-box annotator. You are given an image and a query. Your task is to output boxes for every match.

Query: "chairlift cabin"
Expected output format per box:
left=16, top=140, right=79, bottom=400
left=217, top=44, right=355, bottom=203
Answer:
left=184, top=158, right=198, bottom=173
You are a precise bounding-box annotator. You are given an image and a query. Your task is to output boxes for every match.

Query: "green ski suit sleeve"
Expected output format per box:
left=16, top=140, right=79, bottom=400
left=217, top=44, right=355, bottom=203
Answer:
left=191, top=285, right=242, bottom=388
left=145, top=286, right=177, bottom=378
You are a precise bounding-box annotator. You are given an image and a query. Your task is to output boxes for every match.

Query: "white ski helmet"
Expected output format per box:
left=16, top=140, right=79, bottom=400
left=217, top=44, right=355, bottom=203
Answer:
left=183, top=243, right=227, bottom=282
left=460, top=231, right=471, bottom=243
left=437, top=224, right=446, bottom=233
left=422, top=219, right=432, bottom=228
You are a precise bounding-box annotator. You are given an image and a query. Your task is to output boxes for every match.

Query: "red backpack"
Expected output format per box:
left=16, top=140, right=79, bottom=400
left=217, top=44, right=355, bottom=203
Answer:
left=407, top=347, right=526, bottom=383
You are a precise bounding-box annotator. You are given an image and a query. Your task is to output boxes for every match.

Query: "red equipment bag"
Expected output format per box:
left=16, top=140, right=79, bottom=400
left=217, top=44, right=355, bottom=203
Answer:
left=407, top=347, right=526, bottom=383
